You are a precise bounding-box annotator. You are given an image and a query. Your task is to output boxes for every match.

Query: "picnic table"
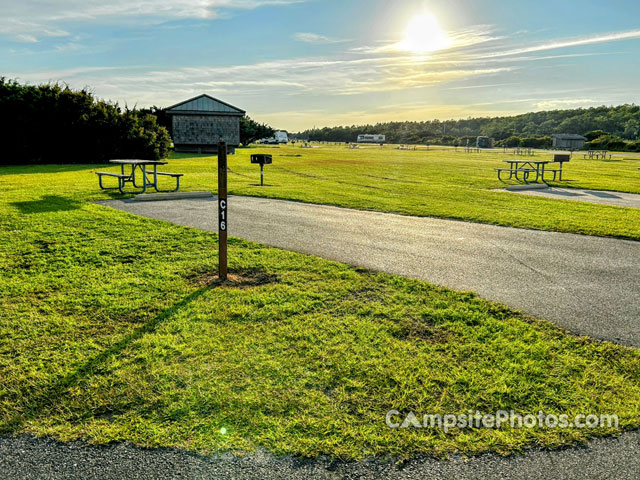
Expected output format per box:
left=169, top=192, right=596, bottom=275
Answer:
left=584, top=150, right=611, bottom=160
left=495, top=159, right=549, bottom=183
left=96, top=159, right=183, bottom=194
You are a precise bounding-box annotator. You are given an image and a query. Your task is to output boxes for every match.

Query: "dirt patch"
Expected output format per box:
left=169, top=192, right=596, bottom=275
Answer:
left=390, top=318, right=451, bottom=343
left=189, top=268, right=278, bottom=289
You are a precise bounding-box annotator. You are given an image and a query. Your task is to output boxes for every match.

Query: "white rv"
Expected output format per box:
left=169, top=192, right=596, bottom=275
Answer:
left=357, top=134, right=385, bottom=144
left=274, top=131, right=289, bottom=144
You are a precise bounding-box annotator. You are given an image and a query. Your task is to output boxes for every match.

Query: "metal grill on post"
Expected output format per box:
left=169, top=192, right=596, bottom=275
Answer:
left=218, top=141, right=228, bottom=280
left=251, top=154, right=272, bottom=186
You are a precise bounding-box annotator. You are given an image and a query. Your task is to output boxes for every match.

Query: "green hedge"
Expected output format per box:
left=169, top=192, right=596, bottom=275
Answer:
left=0, top=78, right=171, bottom=165
left=585, top=135, right=640, bottom=152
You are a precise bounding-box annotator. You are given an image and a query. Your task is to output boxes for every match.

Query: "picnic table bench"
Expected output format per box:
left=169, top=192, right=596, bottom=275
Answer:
left=97, top=159, right=183, bottom=194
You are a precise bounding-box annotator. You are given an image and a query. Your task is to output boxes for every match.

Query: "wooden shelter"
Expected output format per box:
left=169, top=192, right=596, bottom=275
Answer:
left=166, top=94, right=245, bottom=154
left=552, top=134, right=586, bottom=150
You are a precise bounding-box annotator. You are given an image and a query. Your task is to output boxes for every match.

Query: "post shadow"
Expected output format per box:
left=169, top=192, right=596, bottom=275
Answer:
left=0, top=287, right=211, bottom=435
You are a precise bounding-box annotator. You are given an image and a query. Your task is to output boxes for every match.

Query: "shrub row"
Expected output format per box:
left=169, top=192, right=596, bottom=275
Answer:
left=0, top=78, right=171, bottom=165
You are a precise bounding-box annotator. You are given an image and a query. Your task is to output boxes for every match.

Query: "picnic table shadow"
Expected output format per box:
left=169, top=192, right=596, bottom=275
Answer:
left=584, top=190, right=621, bottom=199
left=546, top=189, right=622, bottom=200
left=10, top=195, right=83, bottom=214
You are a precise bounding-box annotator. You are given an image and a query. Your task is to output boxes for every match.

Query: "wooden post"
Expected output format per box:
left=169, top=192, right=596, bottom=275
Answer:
left=218, top=142, right=228, bottom=280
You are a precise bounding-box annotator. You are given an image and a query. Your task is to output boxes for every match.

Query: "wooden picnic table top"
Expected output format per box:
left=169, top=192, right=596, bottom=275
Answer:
left=502, top=160, right=549, bottom=165
left=109, top=159, right=168, bottom=165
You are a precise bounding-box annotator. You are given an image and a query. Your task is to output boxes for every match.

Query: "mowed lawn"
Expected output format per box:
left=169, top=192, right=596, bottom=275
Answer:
left=159, top=144, right=638, bottom=239
left=1, top=155, right=639, bottom=459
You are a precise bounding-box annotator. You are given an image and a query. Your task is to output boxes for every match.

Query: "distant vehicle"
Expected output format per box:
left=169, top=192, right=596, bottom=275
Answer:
left=257, top=131, right=288, bottom=145
left=274, top=131, right=289, bottom=144
left=357, top=134, right=385, bottom=144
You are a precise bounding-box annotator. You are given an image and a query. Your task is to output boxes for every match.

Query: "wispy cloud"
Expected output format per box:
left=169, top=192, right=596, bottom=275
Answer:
left=1, top=0, right=306, bottom=42
left=536, top=98, right=602, bottom=110
left=480, top=29, right=640, bottom=58
left=446, top=82, right=518, bottom=90
left=352, top=25, right=501, bottom=55
left=293, top=32, right=349, bottom=44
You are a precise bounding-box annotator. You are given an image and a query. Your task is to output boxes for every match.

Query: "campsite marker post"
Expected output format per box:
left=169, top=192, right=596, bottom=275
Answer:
left=218, top=142, right=228, bottom=280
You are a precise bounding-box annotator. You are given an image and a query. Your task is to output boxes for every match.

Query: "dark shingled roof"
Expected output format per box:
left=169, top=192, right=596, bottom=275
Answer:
left=553, top=134, right=587, bottom=140
left=166, top=94, right=246, bottom=116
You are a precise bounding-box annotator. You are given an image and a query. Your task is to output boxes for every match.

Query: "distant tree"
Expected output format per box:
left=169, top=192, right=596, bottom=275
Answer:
left=584, top=130, right=608, bottom=141
left=585, top=135, right=626, bottom=151
left=520, top=136, right=552, bottom=148
left=139, top=106, right=172, bottom=135
left=240, top=116, right=275, bottom=146
left=503, top=136, right=522, bottom=147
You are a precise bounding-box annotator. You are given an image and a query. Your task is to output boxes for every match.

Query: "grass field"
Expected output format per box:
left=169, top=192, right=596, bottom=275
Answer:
left=159, top=145, right=638, bottom=239
left=1, top=152, right=639, bottom=459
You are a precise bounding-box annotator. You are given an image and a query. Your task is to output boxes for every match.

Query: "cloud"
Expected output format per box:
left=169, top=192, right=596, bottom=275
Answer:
left=446, top=82, right=518, bottom=91
left=7, top=51, right=517, bottom=111
left=0, top=18, right=71, bottom=43
left=352, top=25, right=501, bottom=55
left=0, top=0, right=305, bottom=42
left=293, top=32, right=349, bottom=44
left=536, top=99, right=601, bottom=110
left=480, top=29, right=640, bottom=58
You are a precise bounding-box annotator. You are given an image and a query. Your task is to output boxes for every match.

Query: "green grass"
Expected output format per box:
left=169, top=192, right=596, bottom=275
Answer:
left=0, top=156, right=639, bottom=460
left=157, top=144, right=638, bottom=239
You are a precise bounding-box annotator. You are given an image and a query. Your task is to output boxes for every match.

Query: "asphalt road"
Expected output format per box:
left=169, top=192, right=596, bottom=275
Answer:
left=101, top=196, right=640, bottom=347
left=2, top=432, right=639, bottom=480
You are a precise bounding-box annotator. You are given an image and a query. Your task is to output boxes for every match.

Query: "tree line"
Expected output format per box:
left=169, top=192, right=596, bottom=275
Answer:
left=1, top=78, right=172, bottom=165
left=293, top=104, right=640, bottom=150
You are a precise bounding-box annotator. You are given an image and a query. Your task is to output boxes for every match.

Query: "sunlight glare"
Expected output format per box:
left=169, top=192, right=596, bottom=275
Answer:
left=400, top=13, right=451, bottom=54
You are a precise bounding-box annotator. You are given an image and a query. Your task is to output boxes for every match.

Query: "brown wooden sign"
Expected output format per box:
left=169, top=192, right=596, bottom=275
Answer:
left=218, top=141, right=228, bottom=279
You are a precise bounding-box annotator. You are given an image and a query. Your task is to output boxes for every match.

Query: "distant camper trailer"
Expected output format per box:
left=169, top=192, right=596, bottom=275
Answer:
left=274, top=131, right=289, bottom=144
left=357, top=134, right=386, bottom=144
left=258, top=131, right=289, bottom=145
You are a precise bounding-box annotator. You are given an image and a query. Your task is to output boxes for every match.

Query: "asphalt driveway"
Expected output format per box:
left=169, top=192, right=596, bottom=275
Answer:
left=100, top=196, right=640, bottom=346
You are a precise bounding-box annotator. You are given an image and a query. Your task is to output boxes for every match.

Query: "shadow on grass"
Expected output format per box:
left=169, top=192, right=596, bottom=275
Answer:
left=0, top=164, right=105, bottom=175
left=0, top=287, right=211, bottom=436
left=10, top=195, right=83, bottom=214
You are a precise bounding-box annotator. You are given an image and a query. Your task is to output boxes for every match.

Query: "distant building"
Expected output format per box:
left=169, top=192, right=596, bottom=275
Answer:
left=166, top=94, right=245, bottom=154
left=357, top=134, right=385, bottom=144
left=476, top=136, right=494, bottom=148
left=553, top=134, right=586, bottom=150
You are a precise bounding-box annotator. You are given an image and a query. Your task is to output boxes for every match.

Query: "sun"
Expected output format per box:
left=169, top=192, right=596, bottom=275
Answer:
left=400, top=13, right=451, bottom=54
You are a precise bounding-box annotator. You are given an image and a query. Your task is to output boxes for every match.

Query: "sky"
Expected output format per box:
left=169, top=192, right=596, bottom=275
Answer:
left=2, top=0, right=640, bottom=131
